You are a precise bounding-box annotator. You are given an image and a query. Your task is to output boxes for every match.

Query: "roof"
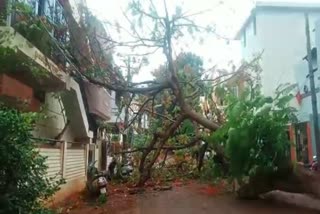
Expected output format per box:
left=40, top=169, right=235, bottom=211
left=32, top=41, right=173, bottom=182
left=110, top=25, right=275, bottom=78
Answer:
left=235, top=1, right=320, bottom=39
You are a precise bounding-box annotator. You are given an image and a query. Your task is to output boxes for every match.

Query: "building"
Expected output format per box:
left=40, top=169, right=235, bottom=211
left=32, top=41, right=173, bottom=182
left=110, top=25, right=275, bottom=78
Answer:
left=235, top=1, right=320, bottom=163
left=235, top=1, right=320, bottom=97
left=0, top=0, right=118, bottom=202
left=199, top=71, right=250, bottom=124
left=291, top=21, right=320, bottom=164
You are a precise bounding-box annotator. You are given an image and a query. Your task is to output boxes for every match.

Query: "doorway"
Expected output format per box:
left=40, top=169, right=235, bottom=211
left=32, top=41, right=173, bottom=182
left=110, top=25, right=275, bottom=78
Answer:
left=295, top=122, right=309, bottom=164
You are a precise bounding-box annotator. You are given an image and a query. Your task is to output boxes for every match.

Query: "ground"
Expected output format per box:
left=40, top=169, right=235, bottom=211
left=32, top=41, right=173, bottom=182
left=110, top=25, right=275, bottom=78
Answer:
left=59, top=181, right=317, bottom=214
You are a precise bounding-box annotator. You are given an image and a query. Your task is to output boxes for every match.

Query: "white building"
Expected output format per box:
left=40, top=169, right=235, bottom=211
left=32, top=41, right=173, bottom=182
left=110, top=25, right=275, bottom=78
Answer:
left=235, top=1, right=320, bottom=97
left=235, top=1, right=320, bottom=163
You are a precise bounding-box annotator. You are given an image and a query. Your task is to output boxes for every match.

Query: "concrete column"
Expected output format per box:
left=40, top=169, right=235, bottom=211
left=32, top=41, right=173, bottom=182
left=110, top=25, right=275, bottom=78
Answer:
left=61, top=141, right=67, bottom=178
left=84, top=142, right=90, bottom=175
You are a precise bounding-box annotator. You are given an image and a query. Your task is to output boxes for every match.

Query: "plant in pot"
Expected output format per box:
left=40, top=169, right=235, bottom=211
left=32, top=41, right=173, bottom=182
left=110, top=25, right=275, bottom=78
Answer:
left=12, top=2, right=54, bottom=56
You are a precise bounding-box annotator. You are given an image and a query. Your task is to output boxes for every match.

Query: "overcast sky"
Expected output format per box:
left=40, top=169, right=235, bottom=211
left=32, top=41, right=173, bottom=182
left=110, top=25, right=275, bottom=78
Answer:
left=85, top=0, right=320, bottom=81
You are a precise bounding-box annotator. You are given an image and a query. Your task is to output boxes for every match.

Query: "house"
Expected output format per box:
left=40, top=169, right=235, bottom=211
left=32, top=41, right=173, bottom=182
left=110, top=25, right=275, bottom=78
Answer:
left=0, top=0, right=116, bottom=202
left=235, top=1, right=320, bottom=163
left=95, top=91, right=125, bottom=171
left=199, top=71, right=250, bottom=124
left=291, top=21, right=320, bottom=164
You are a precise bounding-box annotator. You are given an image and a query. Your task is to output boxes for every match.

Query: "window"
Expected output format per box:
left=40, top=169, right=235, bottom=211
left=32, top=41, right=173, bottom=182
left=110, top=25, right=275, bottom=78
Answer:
left=38, top=0, right=45, bottom=16
left=24, top=0, right=39, bottom=14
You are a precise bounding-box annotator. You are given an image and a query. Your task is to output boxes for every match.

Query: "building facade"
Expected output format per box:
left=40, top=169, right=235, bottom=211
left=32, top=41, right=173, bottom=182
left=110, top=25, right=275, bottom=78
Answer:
left=236, top=1, right=320, bottom=163
left=0, top=0, right=117, bottom=203
left=236, top=1, right=320, bottom=97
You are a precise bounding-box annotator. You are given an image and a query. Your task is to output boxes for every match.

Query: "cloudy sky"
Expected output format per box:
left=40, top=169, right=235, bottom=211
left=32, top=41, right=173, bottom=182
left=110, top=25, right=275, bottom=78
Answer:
left=85, top=0, right=320, bottom=81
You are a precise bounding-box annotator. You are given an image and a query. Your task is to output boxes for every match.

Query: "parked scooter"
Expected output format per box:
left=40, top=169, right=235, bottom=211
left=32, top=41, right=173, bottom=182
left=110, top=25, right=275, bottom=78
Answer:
left=120, top=161, right=134, bottom=178
left=86, top=161, right=108, bottom=196
left=108, top=157, right=133, bottom=180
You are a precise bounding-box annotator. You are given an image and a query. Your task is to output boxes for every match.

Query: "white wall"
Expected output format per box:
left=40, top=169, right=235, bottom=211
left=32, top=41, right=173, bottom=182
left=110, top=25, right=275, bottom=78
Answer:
left=33, top=78, right=93, bottom=142
left=240, top=9, right=320, bottom=96
left=33, top=93, right=77, bottom=142
left=109, top=91, right=125, bottom=123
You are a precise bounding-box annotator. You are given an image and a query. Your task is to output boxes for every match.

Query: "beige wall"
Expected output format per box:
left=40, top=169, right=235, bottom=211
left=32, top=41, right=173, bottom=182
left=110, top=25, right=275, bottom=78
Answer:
left=39, top=142, right=88, bottom=205
left=33, top=93, right=77, bottom=142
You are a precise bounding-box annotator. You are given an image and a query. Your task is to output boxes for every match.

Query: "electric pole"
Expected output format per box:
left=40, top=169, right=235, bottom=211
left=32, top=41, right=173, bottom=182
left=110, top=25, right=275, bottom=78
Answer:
left=305, top=13, right=320, bottom=161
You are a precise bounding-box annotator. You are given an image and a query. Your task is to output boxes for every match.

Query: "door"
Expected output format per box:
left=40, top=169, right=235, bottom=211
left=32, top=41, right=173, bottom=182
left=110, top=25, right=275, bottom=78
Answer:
left=295, top=122, right=309, bottom=164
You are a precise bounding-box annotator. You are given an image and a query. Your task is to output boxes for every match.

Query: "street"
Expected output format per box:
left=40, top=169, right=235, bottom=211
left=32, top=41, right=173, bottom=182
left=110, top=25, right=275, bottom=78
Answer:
left=66, top=182, right=317, bottom=214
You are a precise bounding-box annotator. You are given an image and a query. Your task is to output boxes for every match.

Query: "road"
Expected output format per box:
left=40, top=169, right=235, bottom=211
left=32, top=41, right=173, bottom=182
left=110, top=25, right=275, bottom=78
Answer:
left=66, top=182, right=317, bottom=214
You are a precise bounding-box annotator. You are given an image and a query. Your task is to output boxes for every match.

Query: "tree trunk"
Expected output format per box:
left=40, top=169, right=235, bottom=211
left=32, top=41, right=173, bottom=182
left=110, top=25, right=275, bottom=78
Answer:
left=161, top=149, right=169, bottom=168
left=235, top=164, right=312, bottom=199
left=261, top=191, right=320, bottom=211
left=137, top=115, right=186, bottom=186
left=197, top=142, right=208, bottom=172
left=137, top=170, right=152, bottom=187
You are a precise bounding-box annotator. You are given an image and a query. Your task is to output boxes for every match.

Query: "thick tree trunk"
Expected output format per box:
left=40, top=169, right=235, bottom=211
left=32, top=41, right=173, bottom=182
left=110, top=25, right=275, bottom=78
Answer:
left=137, top=115, right=186, bottom=186
left=235, top=164, right=319, bottom=199
left=261, top=191, right=320, bottom=211
left=58, top=0, right=93, bottom=69
left=161, top=149, right=169, bottom=168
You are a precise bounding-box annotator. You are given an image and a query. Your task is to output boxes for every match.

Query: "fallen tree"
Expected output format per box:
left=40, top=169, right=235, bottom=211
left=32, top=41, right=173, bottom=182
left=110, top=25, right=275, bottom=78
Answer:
left=56, top=0, right=316, bottom=200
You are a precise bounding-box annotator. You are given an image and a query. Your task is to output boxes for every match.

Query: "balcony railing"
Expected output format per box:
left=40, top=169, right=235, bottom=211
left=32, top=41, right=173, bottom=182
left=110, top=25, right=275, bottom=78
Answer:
left=8, top=0, right=69, bottom=67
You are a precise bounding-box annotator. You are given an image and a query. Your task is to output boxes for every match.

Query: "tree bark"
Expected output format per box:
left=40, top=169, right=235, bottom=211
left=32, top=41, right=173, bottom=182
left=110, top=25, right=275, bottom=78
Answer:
left=137, top=114, right=186, bottom=186
left=185, top=108, right=220, bottom=131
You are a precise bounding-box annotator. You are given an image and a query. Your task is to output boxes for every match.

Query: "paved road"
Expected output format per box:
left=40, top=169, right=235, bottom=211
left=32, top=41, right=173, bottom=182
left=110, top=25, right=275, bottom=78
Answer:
left=134, top=184, right=317, bottom=214
left=67, top=183, right=317, bottom=214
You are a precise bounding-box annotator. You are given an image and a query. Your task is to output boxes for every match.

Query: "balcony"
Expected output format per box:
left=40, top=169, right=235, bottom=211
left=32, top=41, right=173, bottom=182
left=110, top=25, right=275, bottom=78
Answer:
left=2, top=0, right=69, bottom=64
left=83, top=81, right=112, bottom=121
left=0, top=0, right=69, bottom=91
left=0, top=74, right=40, bottom=111
left=0, top=26, right=68, bottom=91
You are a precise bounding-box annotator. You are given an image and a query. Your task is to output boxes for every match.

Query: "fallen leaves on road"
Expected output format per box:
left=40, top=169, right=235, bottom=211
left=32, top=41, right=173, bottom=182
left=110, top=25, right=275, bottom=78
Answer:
left=199, top=182, right=226, bottom=196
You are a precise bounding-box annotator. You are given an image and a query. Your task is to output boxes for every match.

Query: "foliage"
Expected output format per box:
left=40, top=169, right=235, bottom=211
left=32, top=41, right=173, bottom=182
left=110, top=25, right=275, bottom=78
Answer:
left=97, top=194, right=107, bottom=205
left=208, top=86, right=296, bottom=185
left=0, top=17, right=49, bottom=78
left=0, top=46, right=19, bottom=71
left=132, top=134, right=150, bottom=149
left=12, top=1, right=54, bottom=56
left=0, top=45, right=48, bottom=78
left=200, top=158, right=223, bottom=182
left=146, top=52, right=205, bottom=136
left=129, top=51, right=209, bottom=185
left=111, top=134, right=120, bottom=142
left=2, top=0, right=69, bottom=69
left=0, top=106, right=62, bottom=214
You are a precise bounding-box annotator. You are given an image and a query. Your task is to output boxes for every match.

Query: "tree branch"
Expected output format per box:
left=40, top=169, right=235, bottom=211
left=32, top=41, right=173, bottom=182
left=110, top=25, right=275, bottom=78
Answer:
left=115, top=136, right=201, bottom=154
left=185, top=107, right=220, bottom=131
left=127, top=97, right=153, bottom=128
left=82, top=73, right=171, bottom=94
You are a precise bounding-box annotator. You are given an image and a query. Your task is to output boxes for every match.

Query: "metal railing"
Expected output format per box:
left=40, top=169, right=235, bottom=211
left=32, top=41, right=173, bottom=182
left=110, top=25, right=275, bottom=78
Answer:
left=9, top=0, right=69, bottom=67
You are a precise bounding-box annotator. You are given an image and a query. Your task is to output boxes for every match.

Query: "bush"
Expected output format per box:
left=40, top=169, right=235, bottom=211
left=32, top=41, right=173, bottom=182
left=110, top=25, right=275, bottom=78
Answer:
left=209, top=87, right=296, bottom=186
left=0, top=107, right=61, bottom=214
left=200, top=158, right=223, bottom=182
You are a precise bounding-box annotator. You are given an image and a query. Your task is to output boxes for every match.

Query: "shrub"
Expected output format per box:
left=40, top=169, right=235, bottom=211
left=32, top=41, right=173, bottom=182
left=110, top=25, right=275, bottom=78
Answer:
left=0, top=106, right=61, bottom=214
